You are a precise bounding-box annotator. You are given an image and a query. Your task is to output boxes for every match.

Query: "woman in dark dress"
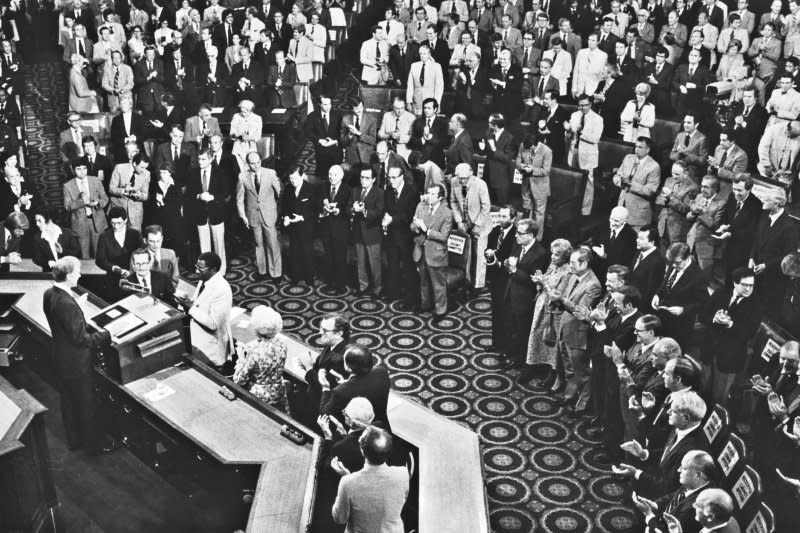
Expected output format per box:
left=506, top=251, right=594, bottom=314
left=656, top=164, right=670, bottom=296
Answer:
left=148, top=163, right=185, bottom=256
left=32, top=206, right=82, bottom=271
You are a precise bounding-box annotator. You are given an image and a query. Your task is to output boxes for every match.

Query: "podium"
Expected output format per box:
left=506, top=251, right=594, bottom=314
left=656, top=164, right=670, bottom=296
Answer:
left=89, top=293, right=186, bottom=384
left=0, top=376, right=58, bottom=533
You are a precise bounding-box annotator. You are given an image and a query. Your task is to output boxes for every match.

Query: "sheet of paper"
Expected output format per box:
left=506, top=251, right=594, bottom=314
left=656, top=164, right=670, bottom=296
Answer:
left=105, top=312, right=145, bottom=339
left=272, top=108, right=286, bottom=114
left=143, top=383, right=176, bottom=403
left=231, top=306, right=247, bottom=323
left=175, top=279, right=196, bottom=299
left=106, top=307, right=122, bottom=319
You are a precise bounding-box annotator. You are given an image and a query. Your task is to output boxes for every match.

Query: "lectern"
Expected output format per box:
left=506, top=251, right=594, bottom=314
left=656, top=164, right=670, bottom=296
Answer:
left=0, top=376, right=58, bottom=533
left=89, top=293, right=185, bottom=384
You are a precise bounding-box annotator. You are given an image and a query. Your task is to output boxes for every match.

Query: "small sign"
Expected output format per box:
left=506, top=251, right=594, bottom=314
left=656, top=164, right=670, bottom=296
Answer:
left=447, top=233, right=467, bottom=255
left=513, top=168, right=524, bottom=185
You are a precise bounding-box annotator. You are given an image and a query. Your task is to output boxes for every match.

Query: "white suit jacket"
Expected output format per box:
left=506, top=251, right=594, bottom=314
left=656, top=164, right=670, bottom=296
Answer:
left=360, top=38, right=390, bottom=84
left=568, top=110, right=603, bottom=171
left=189, top=273, right=232, bottom=366
left=379, top=110, right=416, bottom=144
left=572, top=48, right=607, bottom=97
left=289, top=36, right=315, bottom=82
left=406, top=59, right=444, bottom=114
left=542, top=49, right=572, bottom=95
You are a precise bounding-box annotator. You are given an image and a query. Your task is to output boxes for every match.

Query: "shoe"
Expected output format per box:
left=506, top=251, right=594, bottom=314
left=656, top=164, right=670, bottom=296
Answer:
left=566, top=407, right=590, bottom=418
left=549, top=379, right=565, bottom=394
left=432, top=313, right=447, bottom=325
left=555, top=396, right=574, bottom=407
left=585, top=426, right=604, bottom=438
left=539, top=370, right=557, bottom=389
left=588, top=417, right=602, bottom=428
left=501, top=358, right=522, bottom=370
left=270, top=275, right=283, bottom=283
left=517, top=366, right=538, bottom=384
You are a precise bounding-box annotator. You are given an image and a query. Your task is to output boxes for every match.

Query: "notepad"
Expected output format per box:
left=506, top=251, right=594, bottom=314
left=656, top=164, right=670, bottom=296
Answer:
left=143, top=383, right=176, bottom=403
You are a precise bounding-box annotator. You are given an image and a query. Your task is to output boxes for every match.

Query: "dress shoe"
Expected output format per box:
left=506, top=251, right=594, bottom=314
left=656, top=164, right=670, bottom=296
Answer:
left=431, top=314, right=447, bottom=325
left=398, top=303, right=420, bottom=312
left=270, top=275, right=284, bottom=283
left=549, top=379, right=565, bottom=394
left=555, top=396, right=574, bottom=407
left=517, top=366, right=538, bottom=384
left=587, top=417, right=602, bottom=428
left=566, top=407, right=590, bottom=418
left=501, top=358, right=522, bottom=370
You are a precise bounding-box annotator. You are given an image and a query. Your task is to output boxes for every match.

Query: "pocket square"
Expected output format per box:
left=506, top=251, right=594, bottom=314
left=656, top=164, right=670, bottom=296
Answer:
left=301, top=198, right=309, bottom=202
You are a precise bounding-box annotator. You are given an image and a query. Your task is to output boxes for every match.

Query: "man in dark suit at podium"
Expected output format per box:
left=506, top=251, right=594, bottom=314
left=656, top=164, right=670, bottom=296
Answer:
left=125, top=248, right=175, bottom=305
left=43, top=256, right=115, bottom=455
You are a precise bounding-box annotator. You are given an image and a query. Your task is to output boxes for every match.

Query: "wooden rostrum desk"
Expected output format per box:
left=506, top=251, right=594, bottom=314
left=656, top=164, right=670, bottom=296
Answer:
left=0, top=271, right=320, bottom=533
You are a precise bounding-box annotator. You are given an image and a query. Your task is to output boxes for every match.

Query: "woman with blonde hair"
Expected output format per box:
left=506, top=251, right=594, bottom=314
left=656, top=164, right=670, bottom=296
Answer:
left=233, top=305, right=288, bottom=411
left=620, top=83, right=656, bottom=142
left=521, top=238, right=573, bottom=387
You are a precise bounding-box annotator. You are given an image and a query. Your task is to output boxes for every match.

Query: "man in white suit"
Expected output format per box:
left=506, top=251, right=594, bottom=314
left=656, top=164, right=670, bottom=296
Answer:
left=101, top=50, right=134, bottom=113
left=360, top=25, right=390, bottom=84
left=176, top=252, right=232, bottom=369
left=406, top=43, right=444, bottom=115
left=613, top=137, right=661, bottom=229
left=237, top=152, right=283, bottom=279
left=542, top=37, right=573, bottom=96
left=288, top=25, right=315, bottom=83
left=565, top=94, right=604, bottom=215
left=572, top=34, right=607, bottom=99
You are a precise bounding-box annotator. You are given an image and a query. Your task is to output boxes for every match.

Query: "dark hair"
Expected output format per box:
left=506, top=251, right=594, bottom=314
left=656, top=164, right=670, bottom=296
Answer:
left=108, top=206, right=128, bottom=221
left=344, top=344, right=375, bottom=376
left=638, top=225, right=660, bottom=248
left=289, top=163, right=306, bottom=176
left=636, top=136, right=653, bottom=151
left=359, top=427, right=393, bottom=465
left=82, top=135, right=97, bottom=147
left=639, top=313, right=661, bottom=333
left=614, top=285, right=642, bottom=309
left=672, top=357, right=702, bottom=390
left=666, top=242, right=691, bottom=262
left=323, top=313, right=351, bottom=340
left=197, top=251, right=222, bottom=272
left=143, top=224, right=163, bottom=238
left=607, top=264, right=631, bottom=282
left=422, top=97, right=438, bottom=109
left=731, top=267, right=755, bottom=284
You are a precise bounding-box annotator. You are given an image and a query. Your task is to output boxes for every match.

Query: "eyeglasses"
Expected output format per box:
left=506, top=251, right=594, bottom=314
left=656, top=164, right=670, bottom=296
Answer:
left=195, top=263, right=209, bottom=272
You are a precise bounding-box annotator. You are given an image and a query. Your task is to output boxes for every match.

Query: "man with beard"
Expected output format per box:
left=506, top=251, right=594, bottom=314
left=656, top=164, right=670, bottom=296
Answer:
left=485, top=206, right=516, bottom=355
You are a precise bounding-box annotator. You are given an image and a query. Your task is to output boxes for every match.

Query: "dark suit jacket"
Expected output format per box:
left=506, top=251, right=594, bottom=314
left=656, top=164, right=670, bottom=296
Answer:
left=750, top=211, right=799, bottom=278
left=306, top=109, right=343, bottom=146
left=195, top=58, right=230, bottom=87
left=643, top=61, right=674, bottom=111
left=425, top=38, right=451, bottom=74
left=81, top=153, right=114, bottom=188
left=700, top=287, right=762, bottom=373
left=266, top=63, right=298, bottom=107
left=125, top=270, right=175, bottom=305
left=95, top=227, right=142, bottom=276
left=389, top=42, right=419, bottom=86
left=350, top=185, right=384, bottom=245
left=488, top=63, right=523, bottom=117
left=282, top=181, right=320, bottom=235
left=671, top=63, right=714, bottom=113
left=372, top=152, right=411, bottom=190
left=186, top=166, right=230, bottom=226
left=721, top=192, right=762, bottom=272
left=654, top=262, right=707, bottom=343
left=321, top=182, right=351, bottom=242
left=163, top=56, right=195, bottom=92
left=231, top=60, right=267, bottom=90
left=321, top=365, right=392, bottom=427
left=486, top=224, right=517, bottom=283
left=408, top=115, right=448, bottom=169
left=504, top=241, right=549, bottom=314
left=541, top=105, right=569, bottom=164
left=0, top=181, right=43, bottom=221
left=630, top=249, right=667, bottom=310
left=110, top=112, right=145, bottom=163
left=43, top=286, right=110, bottom=380
left=32, top=227, right=82, bottom=271
left=444, top=129, right=474, bottom=174
left=384, top=184, right=418, bottom=249
left=648, top=483, right=709, bottom=533
left=153, top=141, right=196, bottom=181
left=483, top=129, right=517, bottom=190
left=731, top=102, right=768, bottom=164
left=596, top=224, right=637, bottom=275
left=637, top=426, right=706, bottom=498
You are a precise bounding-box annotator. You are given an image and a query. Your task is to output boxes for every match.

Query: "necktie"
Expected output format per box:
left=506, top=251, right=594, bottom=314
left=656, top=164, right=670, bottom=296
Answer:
left=538, top=76, right=544, bottom=94
left=634, top=252, right=644, bottom=269
left=330, top=184, right=337, bottom=201
left=689, top=66, right=695, bottom=77
left=202, top=168, right=209, bottom=191
left=360, top=188, right=366, bottom=203
left=523, top=48, right=529, bottom=67
left=666, top=267, right=679, bottom=293
left=322, top=113, right=328, bottom=132
left=129, top=166, right=136, bottom=187
left=253, top=171, right=260, bottom=193
left=450, top=0, right=456, bottom=13
left=719, top=149, right=727, bottom=168
left=610, top=230, right=616, bottom=241
left=355, top=115, right=360, bottom=130
left=661, top=431, right=678, bottom=462
left=615, top=15, right=619, bottom=25
left=684, top=133, right=691, bottom=148
left=141, top=276, right=149, bottom=293
left=227, top=24, right=232, bottom=45
left=420, top=62, right=426, bottom=85
left=114, top=67, right=119, bottom=91
left=173, top=145, right=179, bottom=161
left=418, top=22, right=421, bottom=31
left=736, top=201, right=743, bottom=215
left=152, top=252, right=160, bottom=270
left=461, top=184, right=469, bottom=212
left=666, top=489, right=686, bottom=514
left=78, top=39, right=85, bottom=56
left=729, top=296, right=740, bottom=309
left=656, top=64, right=662, bottom=74
left=376, top=42, right=381, bottom=61
left=504, top=29, right=508, bottom=43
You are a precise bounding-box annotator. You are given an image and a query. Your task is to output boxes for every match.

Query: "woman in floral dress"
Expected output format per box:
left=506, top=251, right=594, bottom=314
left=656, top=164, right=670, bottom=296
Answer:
left=233, top=305, right=288, bottom=411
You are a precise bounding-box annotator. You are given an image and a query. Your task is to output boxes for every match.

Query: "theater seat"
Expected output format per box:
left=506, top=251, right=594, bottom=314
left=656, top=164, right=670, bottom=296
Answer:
left=745, top=501, right=775, bottom=533
left=598, top=139, right=634, bottom=173
left=716, top=433, right=746, bottom=481
left=651, top=118, right=681, bottom=152
left=702, top=404, right=730, bottom=453
left=547, top=165, right=587, bottom=241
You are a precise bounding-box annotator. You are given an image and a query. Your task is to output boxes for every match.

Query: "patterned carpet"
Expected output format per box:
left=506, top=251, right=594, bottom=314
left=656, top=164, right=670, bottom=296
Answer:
left=23, top=61, right=636, bottom=532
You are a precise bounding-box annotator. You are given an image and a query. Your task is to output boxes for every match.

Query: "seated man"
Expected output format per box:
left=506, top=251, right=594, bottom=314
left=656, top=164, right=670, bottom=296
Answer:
left=124, top=247, right=175, bottom=304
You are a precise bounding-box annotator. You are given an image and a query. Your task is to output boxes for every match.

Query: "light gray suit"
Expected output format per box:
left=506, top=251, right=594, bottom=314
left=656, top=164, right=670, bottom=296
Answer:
left=236, top=167, right=282, bottom=277
left=450, top=176, right=491, bottom=289
left=615, top=154, right=661, bottom=229
left=63, top=176, right=109, bottom=258
left=109, top=164, right=150, bottom=231
left=100, top=63, right=134, bottom=112
left=411, top=201, right=453, bottom=315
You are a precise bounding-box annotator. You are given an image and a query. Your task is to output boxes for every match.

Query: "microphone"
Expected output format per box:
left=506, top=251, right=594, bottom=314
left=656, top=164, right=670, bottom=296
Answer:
left=119, top=279, right=149, bottom=294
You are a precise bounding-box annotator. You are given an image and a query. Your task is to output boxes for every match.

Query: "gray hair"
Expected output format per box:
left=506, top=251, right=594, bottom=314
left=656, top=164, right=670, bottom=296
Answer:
left=251, top=305, right=283, bottom=338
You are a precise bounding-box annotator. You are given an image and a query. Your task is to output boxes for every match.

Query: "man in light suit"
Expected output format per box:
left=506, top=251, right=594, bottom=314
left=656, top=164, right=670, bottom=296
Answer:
left=63, top=23, right=94, bottom=68
left=686, top=176, right=726, bottom=274
left=101, top=50, right=134, bottom=113
left=757, top=120, right=800, bottom=178
left=566, top=94, right=604, bottom=215
left=108, top=153, right=151, bottom=231
left=237, top=152, right=282, bottom=279
left=514, top=32, right=541, bottom=76
left=748, top=22, right=781, bottom=82
left=176, top=252, right=232, bottom=369
left=440, top=0, right=469, bottom=22
left=288, top=25, right=314, bottom=83
left=360, top=25, right=390, bottom=85
left=552, top=246, right=602, bottom=414
left=184, top=105, right=222, bottom=150
left=479, top=113, right=517, bottom=205
left=411, top=184, right=453, bottom=322
left=542, top=37, right=573, bottom=97
left=143, top=225, right=180, bottom=286
left=516, top=131, right=552, bottom=240
left=341, top=99, right=378, bottom=171
left=63, top=160, right=109, bottom=258
left=350, top=169, right=385, bottom=297
left=495, top=14, right=522, bottom=56
left=669, top=113, right=709, bottom=181
left=656, top=161, right=700, bottom=246
left=450, top=163, right=491, bottom=292
left=707, top=130, right=747, bottom=197
left=60, top=112, right=90, bottom=163
left=378, top=97, right=415, bottom=159
left=614, top=137, right=661, bottom=229
left=571, top=34, right=607, bottom=98
left=406, top=43, right=444, bottom=115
